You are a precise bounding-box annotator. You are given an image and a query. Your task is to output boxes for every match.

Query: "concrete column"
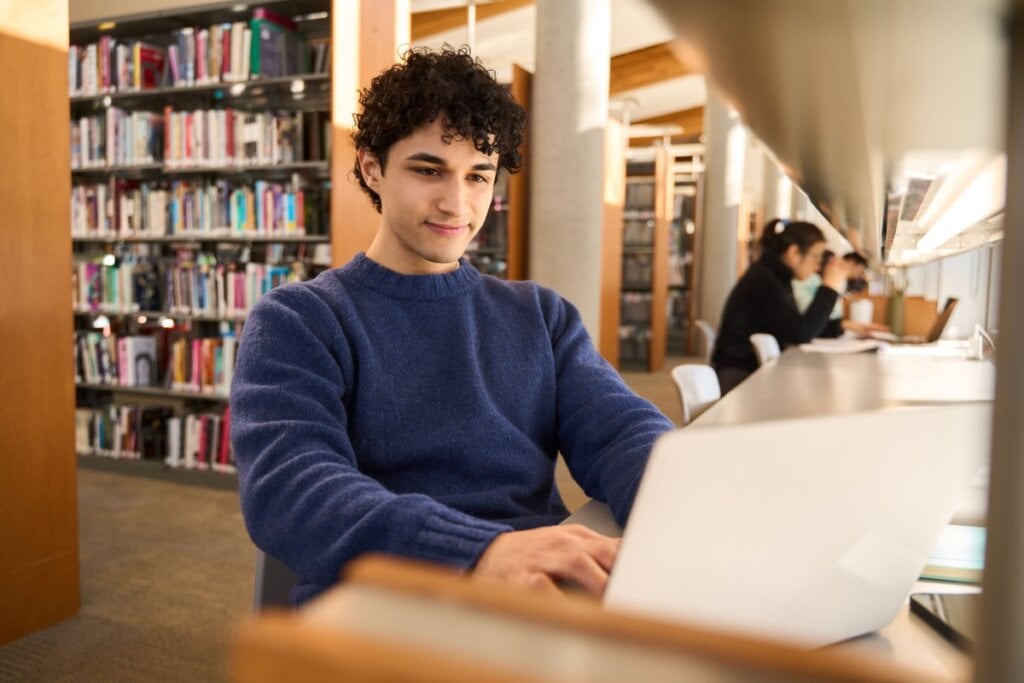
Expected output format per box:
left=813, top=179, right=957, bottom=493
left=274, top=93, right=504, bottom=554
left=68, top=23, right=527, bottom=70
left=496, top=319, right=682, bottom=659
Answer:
left=696, top=90, right=742, bottom=328
left=529, top=0, right=610, bottom=339
left=762, top=155, right=792, bottom=221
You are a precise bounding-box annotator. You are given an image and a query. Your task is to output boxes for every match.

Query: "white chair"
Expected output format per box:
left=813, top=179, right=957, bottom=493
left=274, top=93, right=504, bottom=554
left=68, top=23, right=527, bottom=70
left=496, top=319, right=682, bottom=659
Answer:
left=670, top=364, right=722, bottom=426
left=749, top=333, right=781, bottom=366
left=693, top=319, right=716, bottom=363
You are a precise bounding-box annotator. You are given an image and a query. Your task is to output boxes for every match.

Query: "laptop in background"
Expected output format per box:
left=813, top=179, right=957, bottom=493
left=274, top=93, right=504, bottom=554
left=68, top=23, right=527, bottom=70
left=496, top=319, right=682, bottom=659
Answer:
left=870, top=297, right=959, bottom=344
left=604, top=403, right=990, bottom=647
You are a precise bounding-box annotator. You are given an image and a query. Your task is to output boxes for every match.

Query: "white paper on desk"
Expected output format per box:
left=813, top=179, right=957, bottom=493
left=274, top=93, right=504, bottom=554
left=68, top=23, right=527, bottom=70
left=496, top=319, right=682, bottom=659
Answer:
left=799, top=338, right=882, bottom=354
left=879, top=356, right=996, bottom=403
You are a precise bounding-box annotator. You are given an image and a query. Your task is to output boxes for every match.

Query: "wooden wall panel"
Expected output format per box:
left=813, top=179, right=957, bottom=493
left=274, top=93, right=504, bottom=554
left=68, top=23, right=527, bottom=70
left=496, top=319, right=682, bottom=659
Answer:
left=0, top=2, right=80, bottom=644
left=648, top=146, right=672, bottom=371
left=506, top=64, right=532, bottom=281
left=331, top=0, right=409, bottom=267
left=600, top=120, right=626, bottom=367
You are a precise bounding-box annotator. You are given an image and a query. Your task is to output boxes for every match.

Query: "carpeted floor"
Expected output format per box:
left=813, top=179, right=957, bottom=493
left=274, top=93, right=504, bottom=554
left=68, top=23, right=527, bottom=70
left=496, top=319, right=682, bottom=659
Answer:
left=0, top=358, right=690, bottom=682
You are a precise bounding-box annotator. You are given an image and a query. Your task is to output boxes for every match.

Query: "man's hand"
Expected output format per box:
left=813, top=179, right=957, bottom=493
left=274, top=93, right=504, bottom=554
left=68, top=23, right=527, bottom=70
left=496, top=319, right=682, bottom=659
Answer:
left=473, top=525, right=620, bottom=597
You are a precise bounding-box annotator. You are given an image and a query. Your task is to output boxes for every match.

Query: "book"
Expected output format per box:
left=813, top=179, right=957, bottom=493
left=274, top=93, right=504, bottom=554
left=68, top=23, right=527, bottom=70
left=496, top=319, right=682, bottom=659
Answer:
left=921, top=525, right=986, bottom=584
left=249, top=9, right=303, bottom=78
left=133, top=42, right=166, bottom=90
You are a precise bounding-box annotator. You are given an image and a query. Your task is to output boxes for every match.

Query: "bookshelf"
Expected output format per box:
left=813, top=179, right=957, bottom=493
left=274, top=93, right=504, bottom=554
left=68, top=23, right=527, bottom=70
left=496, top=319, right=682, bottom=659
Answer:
left=618, top=146, right=671, bottom=371
left=69, top=0, right=332, bottom=484
left=618, top=144, right=702, bottom=370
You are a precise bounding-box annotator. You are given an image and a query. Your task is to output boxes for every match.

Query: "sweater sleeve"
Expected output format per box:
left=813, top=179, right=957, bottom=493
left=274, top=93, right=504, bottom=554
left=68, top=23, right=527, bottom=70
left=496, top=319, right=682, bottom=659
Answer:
left=542, top=295, right=675, bottom=528
left=752, top=274, right=840, bottom=346
left=230, top=287, right=511, bottom=594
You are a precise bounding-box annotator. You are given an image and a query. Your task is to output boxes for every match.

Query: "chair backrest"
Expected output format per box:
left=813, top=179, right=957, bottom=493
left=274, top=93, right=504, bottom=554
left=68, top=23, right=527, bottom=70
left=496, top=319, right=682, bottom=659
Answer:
left=253, top=549, right=299, bottom=611
left=694, top=319, right=716, bottom=363
left=670, top=364, right=722, bottom=426
left=749, top=334, right=781, bottom=366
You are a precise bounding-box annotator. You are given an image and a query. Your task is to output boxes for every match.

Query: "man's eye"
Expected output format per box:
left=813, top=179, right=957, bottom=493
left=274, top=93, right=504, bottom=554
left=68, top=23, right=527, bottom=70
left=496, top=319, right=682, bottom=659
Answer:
left=468, top=174, right=491, bottom=183
left=414, top=168, right=440, bottom=177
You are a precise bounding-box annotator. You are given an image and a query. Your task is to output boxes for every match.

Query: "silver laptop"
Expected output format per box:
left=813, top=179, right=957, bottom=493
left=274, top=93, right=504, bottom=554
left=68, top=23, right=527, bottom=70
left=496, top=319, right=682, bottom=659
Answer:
left=603, top=404, right=990, bottom=647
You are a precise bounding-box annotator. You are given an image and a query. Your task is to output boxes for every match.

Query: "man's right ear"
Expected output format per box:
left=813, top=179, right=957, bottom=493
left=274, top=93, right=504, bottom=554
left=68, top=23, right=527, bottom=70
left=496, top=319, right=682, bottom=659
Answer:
left=357, top=149, right=382, bottom=191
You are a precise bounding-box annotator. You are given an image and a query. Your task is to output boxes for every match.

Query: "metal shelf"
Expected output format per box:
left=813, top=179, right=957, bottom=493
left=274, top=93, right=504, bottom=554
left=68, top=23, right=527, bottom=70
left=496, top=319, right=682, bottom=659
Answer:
left=72, top=233, right=329, bottom=244
left=71, top=161, right=329, bottom=178
left=73, top=308, right=248, bottom=323
left=77, top=453, right=237, bottom=491
left=76, top=382, right=229, bottom=403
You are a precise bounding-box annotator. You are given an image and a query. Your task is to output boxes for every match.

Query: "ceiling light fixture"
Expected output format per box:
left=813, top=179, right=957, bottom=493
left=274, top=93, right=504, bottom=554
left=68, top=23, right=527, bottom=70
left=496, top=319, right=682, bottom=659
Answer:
left=916, top=153, right=1006, bottom=254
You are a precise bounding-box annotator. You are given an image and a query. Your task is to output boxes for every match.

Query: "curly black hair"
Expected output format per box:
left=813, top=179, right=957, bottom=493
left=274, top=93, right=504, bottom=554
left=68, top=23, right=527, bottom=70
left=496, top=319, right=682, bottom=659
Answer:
left=352, top=46, right=527, bottom=212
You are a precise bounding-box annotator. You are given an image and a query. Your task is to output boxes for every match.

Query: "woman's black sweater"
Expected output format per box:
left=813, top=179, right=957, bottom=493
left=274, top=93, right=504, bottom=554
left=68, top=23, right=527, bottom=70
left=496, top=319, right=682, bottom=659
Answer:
left=711, top=250, right=841, bottom=374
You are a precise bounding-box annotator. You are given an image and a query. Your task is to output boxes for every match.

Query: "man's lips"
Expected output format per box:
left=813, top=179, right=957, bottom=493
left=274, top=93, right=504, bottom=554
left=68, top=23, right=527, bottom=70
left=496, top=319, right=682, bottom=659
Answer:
left=425, top=221, right=467, bottom=233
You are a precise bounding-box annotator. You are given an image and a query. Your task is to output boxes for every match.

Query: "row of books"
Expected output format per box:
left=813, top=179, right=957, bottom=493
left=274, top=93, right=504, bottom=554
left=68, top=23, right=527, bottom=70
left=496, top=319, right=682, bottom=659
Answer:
left=166, top=409, right=236, bottom=473
left=72, top=108, right=326, bottom=170
left=69, top=39, right=166, bottom=96
left=74, top=256, right=304, bottom=319
left=622, top=254, right=654, bottom=288
left=620, top=292, right=654, bottom=325
left=623, top=217, right=656, bottom=246
left=76, top=405, right=171, bottom=460
left=76, top=333, right=159, bottom=387
left=71, top=109, right=163, bottom=168
left=75, top=405, right=236, bottom=474
left=167, top=335, right=237, bottom=395
left=69, top=9, right=323, bottom=96
left=625, top=181, right=656, bottom=209
left=71, top=178, right=319, bottom=238
left=75, top=329, right=238, bottom=396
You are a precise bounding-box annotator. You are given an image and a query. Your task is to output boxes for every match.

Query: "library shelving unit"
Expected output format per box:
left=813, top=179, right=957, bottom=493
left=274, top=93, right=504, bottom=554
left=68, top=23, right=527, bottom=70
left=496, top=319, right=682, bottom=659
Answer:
left=618, top=146, right=672, bottom=371
left=464, top=63, right=532, bottom=281
left=667, top=146, right=702, bottom=357
left=69, top=0, right=331, bottom=489
left=618, top=143, right=703, bottom=370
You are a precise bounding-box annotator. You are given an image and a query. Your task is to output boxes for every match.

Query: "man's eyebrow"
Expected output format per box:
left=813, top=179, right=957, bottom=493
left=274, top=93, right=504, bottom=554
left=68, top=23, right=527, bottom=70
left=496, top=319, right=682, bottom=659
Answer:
left=404, top=152, right=497, bottom=172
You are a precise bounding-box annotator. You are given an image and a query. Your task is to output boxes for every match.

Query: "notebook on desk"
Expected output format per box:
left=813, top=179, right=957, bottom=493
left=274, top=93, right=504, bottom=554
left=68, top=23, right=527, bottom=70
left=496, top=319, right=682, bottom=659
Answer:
left=870, top=297, right=958, bottom=344
left=603, top=403, right=991, bottom=648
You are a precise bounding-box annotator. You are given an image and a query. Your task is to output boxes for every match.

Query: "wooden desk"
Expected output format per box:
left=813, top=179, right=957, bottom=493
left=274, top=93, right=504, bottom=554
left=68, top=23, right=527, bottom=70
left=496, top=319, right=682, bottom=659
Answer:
left=694, top=347, right=995, bottom=427
left=233, top=556, right=946, bottom=683
left=565, top=346, right=996, bottom=680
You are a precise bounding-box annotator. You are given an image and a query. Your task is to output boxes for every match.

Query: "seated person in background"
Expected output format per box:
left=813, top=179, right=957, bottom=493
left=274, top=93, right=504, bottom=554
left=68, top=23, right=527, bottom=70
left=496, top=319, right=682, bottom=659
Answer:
left=230, top=47, right=674, bottom=605
left=711, top=219, right=847, bottom=394
left=792, top=250, right=888, bottom=338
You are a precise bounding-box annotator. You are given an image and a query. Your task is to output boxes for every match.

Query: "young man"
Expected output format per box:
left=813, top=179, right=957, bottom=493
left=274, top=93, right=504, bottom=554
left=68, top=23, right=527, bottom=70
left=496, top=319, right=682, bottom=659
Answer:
left=230, top=47, right=674, bottom=605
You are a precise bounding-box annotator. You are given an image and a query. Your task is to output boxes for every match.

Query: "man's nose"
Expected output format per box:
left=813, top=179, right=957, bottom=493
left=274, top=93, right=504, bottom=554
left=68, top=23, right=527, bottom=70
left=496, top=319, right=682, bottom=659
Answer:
left=436, top=178, right=468, bottom=217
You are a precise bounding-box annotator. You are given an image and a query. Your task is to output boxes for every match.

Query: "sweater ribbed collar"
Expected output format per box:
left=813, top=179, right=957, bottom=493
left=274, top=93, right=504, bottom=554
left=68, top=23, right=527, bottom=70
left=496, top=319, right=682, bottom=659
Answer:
left=338, top=252, right=481, bottom=300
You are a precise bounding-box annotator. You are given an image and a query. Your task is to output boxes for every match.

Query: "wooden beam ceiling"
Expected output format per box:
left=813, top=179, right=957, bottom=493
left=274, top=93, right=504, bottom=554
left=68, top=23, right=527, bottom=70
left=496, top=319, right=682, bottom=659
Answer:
left=609, top=42, right=694, bottom=95
left=630, top=106, right=705, bottom=146
left=411, top=0, right=534, bottom=42
left=408, top=12, right=703, bottom=145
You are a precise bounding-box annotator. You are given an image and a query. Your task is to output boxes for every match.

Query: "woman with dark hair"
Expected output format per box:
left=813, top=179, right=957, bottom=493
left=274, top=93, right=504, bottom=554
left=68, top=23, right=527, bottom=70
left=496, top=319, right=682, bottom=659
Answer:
left=711, top=218, right=849, bottom=394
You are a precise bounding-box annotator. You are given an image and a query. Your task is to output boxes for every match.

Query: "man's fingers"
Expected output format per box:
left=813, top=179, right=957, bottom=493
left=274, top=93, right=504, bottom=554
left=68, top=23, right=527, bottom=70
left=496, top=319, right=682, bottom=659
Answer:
left=548, top=550, right=611, bottom=596
left=474, top=526, right=623, bottom=598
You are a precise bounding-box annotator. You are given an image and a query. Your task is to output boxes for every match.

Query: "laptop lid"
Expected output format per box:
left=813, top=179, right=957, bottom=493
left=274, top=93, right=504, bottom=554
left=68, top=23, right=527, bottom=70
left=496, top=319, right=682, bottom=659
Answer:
left=604, top=404, right=990, bottom=647
left=925, top=297, right=959, bottom=342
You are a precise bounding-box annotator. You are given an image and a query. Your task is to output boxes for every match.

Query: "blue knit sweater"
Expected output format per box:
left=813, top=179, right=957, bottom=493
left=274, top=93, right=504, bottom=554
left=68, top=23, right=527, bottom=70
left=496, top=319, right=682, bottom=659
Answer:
left=230, top=254, right=674, bottom=604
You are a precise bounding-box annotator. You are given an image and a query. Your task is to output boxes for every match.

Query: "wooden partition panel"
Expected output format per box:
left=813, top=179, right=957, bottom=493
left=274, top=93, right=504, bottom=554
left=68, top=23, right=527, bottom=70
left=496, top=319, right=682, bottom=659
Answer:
left=0, top=1, right=80, bottom=644
left=506, top=64, right=532, bottom=281
left=863, top=295, right=939, bottom=337
left=331, top=0, right=409, bottom=267
left=599, top=119, right=626, bottom=366
left=648, top=145, right=672, bottom=371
